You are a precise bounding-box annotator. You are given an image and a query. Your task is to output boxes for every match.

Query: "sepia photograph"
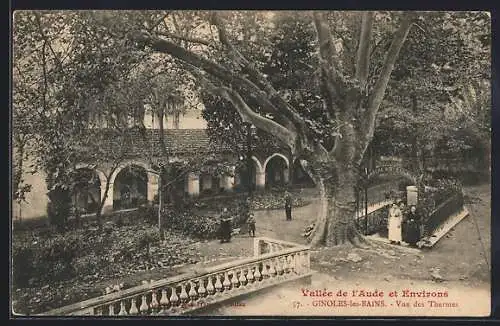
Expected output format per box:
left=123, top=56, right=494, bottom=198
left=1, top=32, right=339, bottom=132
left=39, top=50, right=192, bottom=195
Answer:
left=10, top=10, right=491, bottom=317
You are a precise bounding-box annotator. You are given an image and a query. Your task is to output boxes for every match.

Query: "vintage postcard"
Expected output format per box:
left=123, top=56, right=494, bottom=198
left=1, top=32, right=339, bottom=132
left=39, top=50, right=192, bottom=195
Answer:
left=11, top=10, right=491, bottom=317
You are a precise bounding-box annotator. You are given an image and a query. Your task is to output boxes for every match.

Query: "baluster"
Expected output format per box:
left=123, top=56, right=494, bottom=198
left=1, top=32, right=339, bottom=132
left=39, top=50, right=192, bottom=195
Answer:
left=207, top=276, right=216, bottom=294
left=179, top=283, right=189, bottom=303
left=298, top=252, right=305, bottom=273
left=231, top=270, right=240, bottom=288
left=129, top=298, right=139, bottom=315
left=261, top=262, right=269, bottom=279
left=151, top=291, right=160, bottom=313
left=170, top=286, right=180, bottom=306
left=285, top=255, right=292, bottom=273
left=302, top=251, right=309, bottom=271
left=188, top=281, right=198, bottom=301
left=295, top=252, right=302, bottom=274
left=254, top=264, right=262, bottom=281
left=197, top=278, right=207, bottom=297
left=276, top=257, right=284, bottom=275
left=223, top=271, right=231, bottom=290
left=301, top=252, right=307, bottom=273
left=109, top=303, right=115, bottom=316
left=159, top=289, right=170, bottom=310
left=140, top=294, right=149, bottom=314
left=215, top=274, right=223, bottom=292
left=246, top=267, right=255, bottom=283
left=118, top=301, right=127, bottom=316
left=305, top=252, right=310, bottom=271
left=268, top=259, right=277, bottom=277
left=238, top=268, right=247, bottom=286
left=94, top=307, right=103, bottom=316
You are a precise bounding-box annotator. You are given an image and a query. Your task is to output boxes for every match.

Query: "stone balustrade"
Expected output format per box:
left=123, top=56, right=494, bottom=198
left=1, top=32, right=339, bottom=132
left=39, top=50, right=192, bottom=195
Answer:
left=39, top=237, right=311, bottom=316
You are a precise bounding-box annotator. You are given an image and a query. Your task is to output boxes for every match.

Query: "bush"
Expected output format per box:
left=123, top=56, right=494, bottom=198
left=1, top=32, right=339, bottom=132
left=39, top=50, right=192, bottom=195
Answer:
left=12, top=232, right=84, bottom=287
left=163, top=210, right=219, bottom=239
left=429, top=169, right=489, bottom=186
left=415, top=177, right=463, bottom=226
left=47, top=187, right=72, bottom=231
left=136, top=228, right=160, bottom=251
left=251, top=192, right=308, bottom=210
left=12, top=243, right=35, bottom=287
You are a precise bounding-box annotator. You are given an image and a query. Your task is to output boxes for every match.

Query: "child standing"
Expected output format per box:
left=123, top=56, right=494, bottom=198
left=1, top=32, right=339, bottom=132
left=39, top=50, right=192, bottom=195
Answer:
left=247, top=213, right=256, bottom=237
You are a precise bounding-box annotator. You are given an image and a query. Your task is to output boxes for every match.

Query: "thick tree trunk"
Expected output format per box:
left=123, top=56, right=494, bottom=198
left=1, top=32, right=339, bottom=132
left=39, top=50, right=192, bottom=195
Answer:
left=308, top=177, right=328, bottom=247
left=324, top=168, right=364, bottom=246
left=304, top=159, right=367, bottom=248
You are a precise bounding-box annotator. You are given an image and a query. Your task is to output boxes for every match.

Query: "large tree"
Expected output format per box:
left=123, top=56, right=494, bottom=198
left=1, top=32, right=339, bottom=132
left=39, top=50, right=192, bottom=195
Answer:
left=120, top=10, right=422, bottom=246
left=13, top=11, right=489, bottom=245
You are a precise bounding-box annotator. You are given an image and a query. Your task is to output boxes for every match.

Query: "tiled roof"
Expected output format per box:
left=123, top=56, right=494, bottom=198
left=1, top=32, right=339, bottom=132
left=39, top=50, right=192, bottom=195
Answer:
left=97, top=128, right=226, bottom=157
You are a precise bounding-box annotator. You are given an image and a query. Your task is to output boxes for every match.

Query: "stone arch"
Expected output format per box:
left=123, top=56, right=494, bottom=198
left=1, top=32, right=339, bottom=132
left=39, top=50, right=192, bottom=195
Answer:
left=109, top=160, right=152, bottom=186
left=263, top=153, right=290, bottom=188
left=75, top=163, right=107, bottom=187
left=72, top=166, right=105, bottom=214
left=251, top=156, right=263, bottom=173
left=263, top=153, right=289, bottom=171
left=234, top=156, right=264, bottom=192
left=112, top=163, right=149, bottom=210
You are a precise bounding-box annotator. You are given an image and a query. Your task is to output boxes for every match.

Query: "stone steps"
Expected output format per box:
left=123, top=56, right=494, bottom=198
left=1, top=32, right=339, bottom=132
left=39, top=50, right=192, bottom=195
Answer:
left=420, top=207, right=469, bottom=248
left=354, top=200, right=393, bottom=220
left=359, top=201, right=470, bottom=251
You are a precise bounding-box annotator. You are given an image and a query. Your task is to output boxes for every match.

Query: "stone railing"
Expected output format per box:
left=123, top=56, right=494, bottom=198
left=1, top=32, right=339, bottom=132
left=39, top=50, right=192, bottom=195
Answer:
left=39, top=237, right=311, bottom=316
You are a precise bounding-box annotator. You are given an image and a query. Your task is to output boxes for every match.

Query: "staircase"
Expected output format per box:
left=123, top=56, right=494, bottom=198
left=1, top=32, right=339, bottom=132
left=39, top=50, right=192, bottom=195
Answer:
left=419, top=207, right=469, bottom=248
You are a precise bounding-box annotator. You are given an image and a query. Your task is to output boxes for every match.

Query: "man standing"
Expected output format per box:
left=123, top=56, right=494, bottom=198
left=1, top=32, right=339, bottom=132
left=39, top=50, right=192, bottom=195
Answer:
left=284, top=191, right=292, bottom=221
left=219, top=207, right=232, bottom=243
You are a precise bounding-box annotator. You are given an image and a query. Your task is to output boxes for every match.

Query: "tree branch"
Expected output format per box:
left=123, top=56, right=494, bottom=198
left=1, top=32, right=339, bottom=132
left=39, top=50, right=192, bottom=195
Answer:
left=313, top=11, right=345, bottom=113
left=362, top=13, right=415, bottom=151
left=156, top=31, right=216, bottom=48
left=355, top=12, right=374, bottom=89
left=195, top=71, right=298, bottom=152
left=220, top=88, right=298, bottom=152
left=212, top=12, right=311, bottom=144
left=131, top=29, right=315, bottom=153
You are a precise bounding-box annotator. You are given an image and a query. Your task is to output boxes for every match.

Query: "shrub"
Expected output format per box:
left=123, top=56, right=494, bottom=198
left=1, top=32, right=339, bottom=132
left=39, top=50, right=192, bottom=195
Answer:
left=135, top=228, right=160, bottom=260
left=12, top=231, right=87, bottom=287
left=163, top=210, right=219, bottom=239
left=415, top=177, right=463, bottom=225
left=12, top=243, right=35, bottom=287
left=47, top=187, right=72, bottom=231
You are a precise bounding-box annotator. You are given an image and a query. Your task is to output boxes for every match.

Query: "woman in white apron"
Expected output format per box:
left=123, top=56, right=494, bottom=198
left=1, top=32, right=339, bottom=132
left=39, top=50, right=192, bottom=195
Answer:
left=388, top=203, right=403, bottom=244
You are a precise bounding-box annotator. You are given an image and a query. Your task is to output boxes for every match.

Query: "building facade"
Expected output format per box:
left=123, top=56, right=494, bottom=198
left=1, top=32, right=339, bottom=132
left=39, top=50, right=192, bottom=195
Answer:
left=12, top=111, right=313, bottom=221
